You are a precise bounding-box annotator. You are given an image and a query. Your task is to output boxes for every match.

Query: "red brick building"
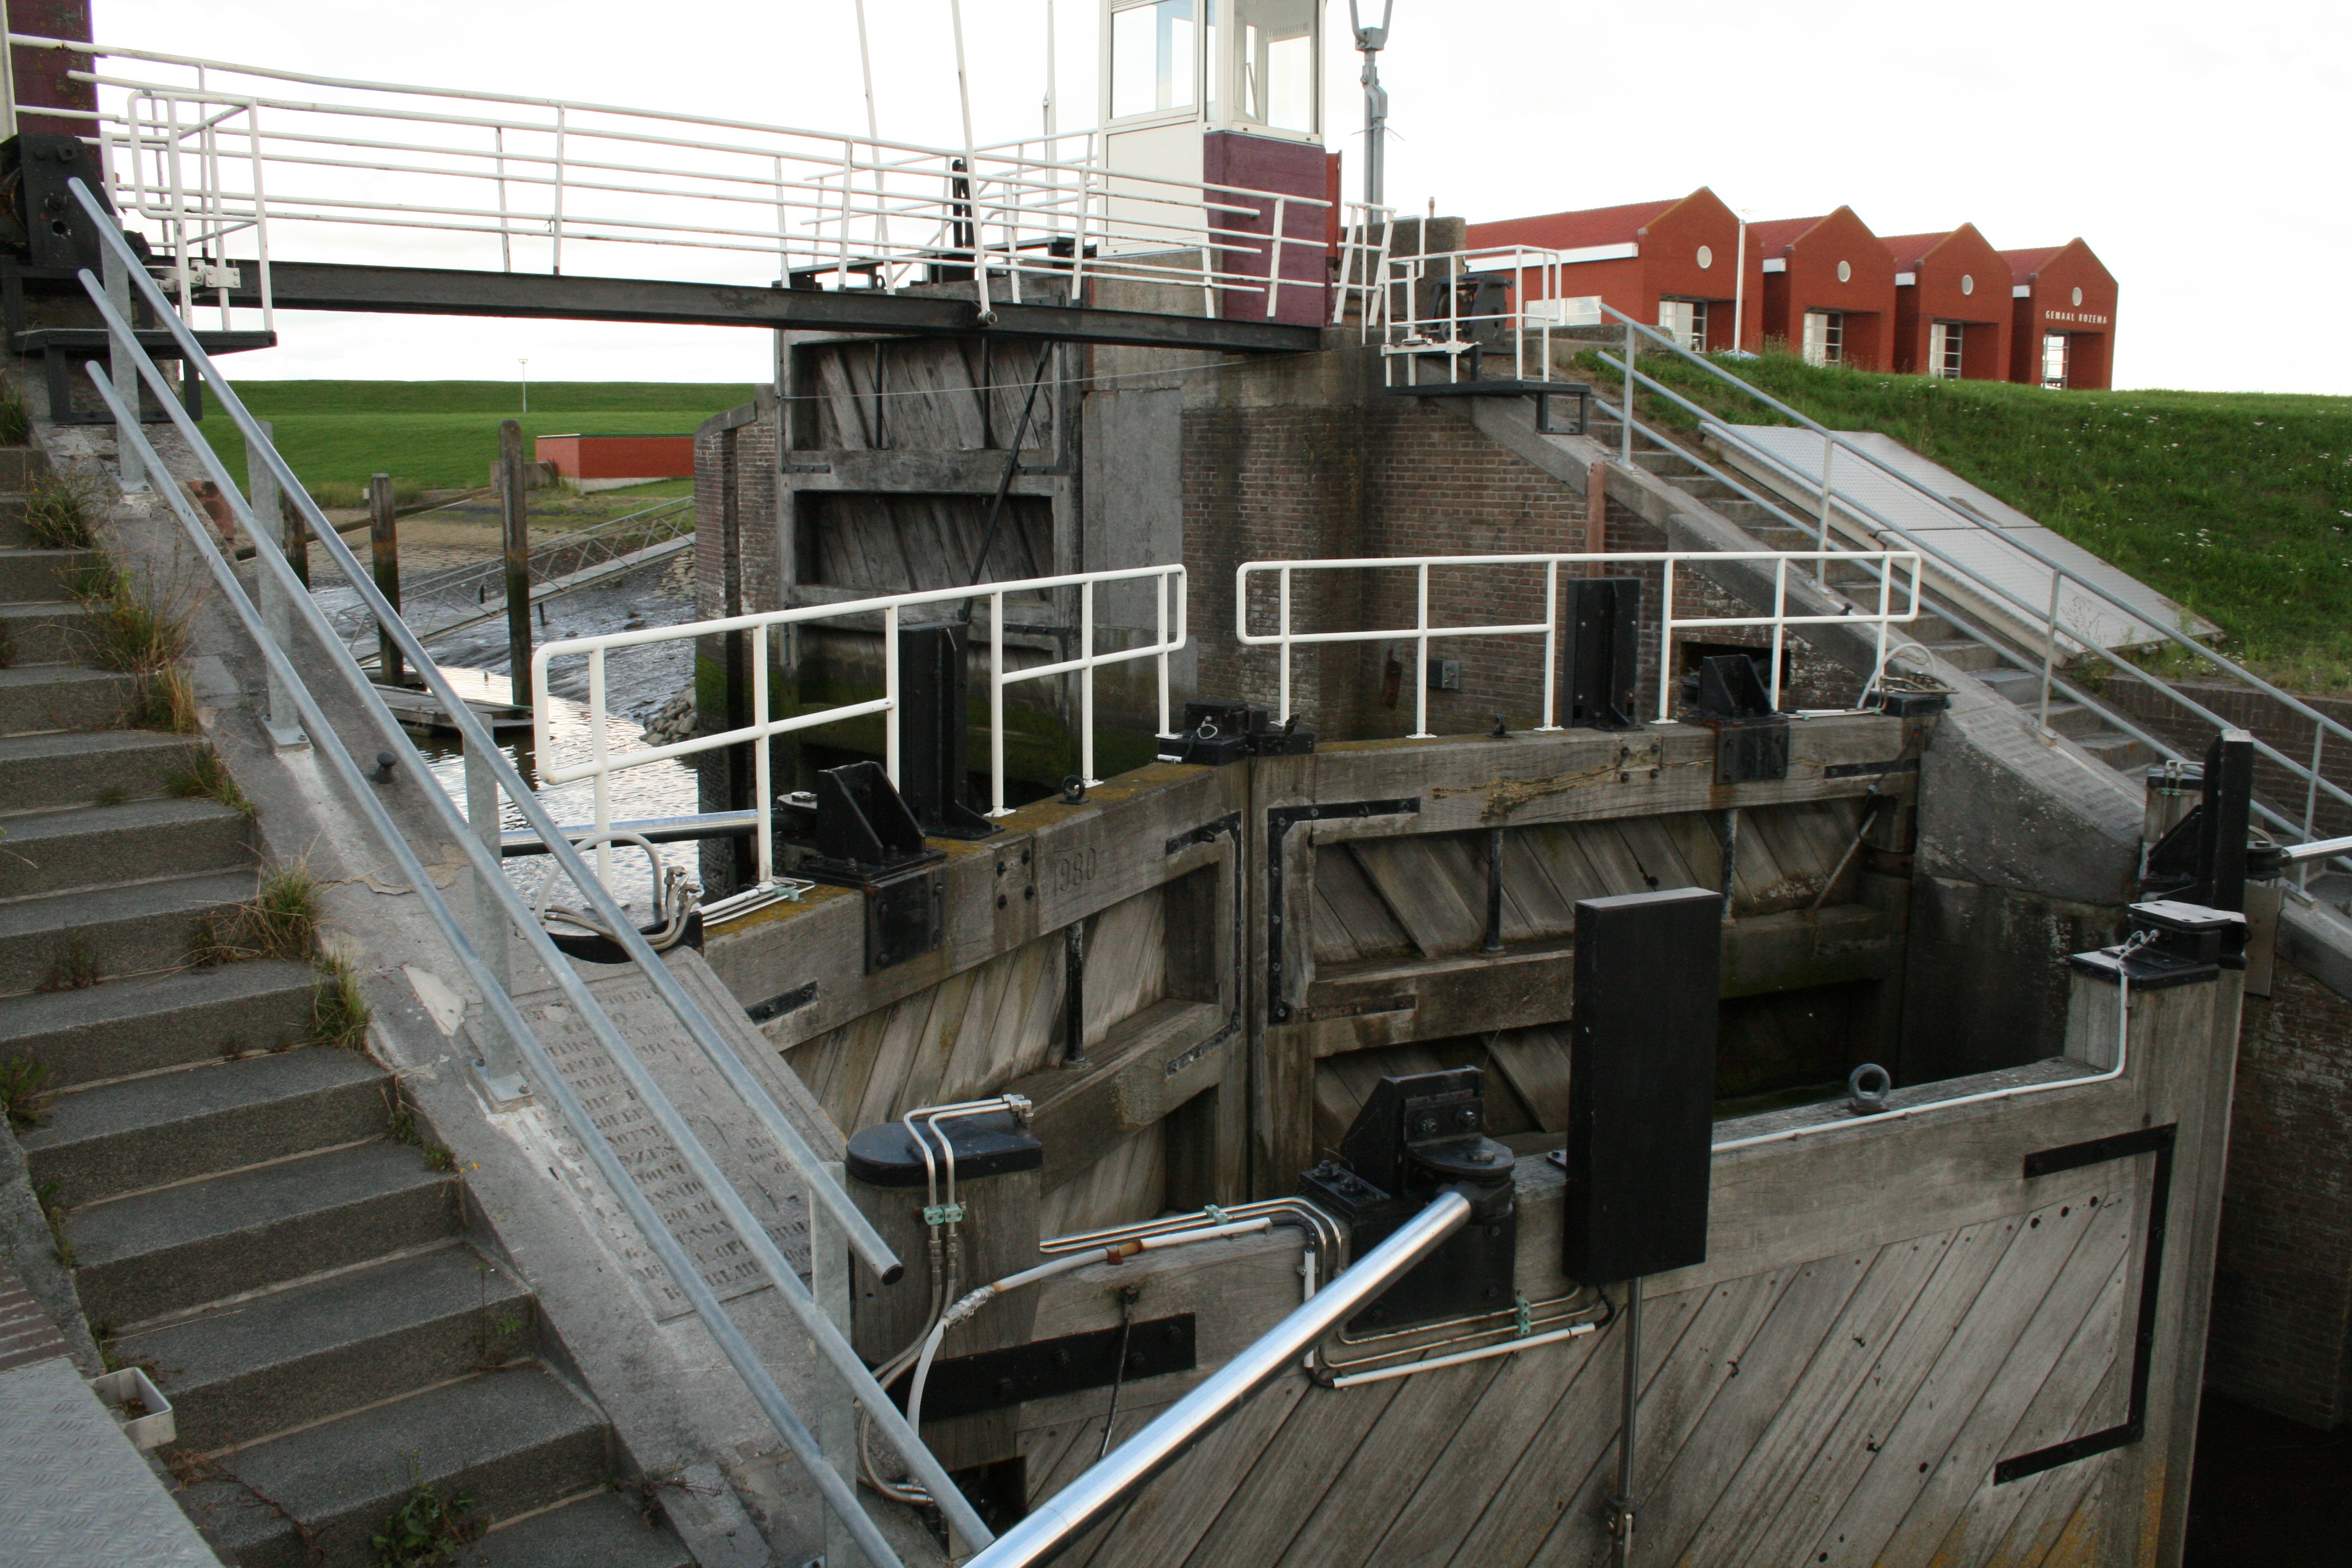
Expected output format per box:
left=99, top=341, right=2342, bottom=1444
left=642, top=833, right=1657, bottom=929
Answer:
left=1465, top=188, right=1762, bottom=354
left=1884, top=224, right=2012, bottom=381
left=2003, top=238, right=2118, bottom=390
left=1746, top=207, right=1898, bottom=371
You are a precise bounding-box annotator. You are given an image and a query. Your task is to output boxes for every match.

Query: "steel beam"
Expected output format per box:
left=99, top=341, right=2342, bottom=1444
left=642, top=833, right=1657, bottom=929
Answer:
left=223, top=261, right=1324, bottom=352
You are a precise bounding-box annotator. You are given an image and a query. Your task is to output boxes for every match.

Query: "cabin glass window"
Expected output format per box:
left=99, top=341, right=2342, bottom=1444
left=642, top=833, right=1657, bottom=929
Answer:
left=1111, top=0, right=1197, bottom=120
left=1930, top=321, right=1963, bottom=379
left=2041, top=331, right=2069, bottom=389
left=1658, top=299, right=1706, bottom=352
left=1802, top=310, right=1844, bottom=367
left=1229, top=0, right=1316, bottom=132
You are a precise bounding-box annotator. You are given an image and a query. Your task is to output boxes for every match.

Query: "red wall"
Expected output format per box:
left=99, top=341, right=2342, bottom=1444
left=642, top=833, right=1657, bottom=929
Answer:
left=9, top=2, right=93, bottom=140
left=537, top=434, right=695, bottom=481
left=2007, top=240, right=2118, bottom=390
left=1888, top=224, right=2011, bottom=381
left=1203, top=131, right=1331, bottom=327
left=1757, top=207, right=1895, bottom=370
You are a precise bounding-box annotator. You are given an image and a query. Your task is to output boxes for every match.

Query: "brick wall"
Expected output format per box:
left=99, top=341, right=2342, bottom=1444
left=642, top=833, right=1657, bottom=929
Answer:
left=2103, top=680, right=2352, bottom=840
left=1181, top=393, right=1843, bottom=740
left=2209, top=958, right=2352, bottom=1428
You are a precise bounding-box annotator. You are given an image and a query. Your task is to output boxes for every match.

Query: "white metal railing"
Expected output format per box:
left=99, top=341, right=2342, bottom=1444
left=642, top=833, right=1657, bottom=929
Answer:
left=1372, top=245, right=1567, bottom=385
left=531, top=566, right=1187, bottom=894
left=1236, top=550, right=1924, bottom=738
left=68, top=179, right=990, bottom=1563
left=1583, top=304, right=2352, bottom=866
left=13, top=34, right=1387, bottom=333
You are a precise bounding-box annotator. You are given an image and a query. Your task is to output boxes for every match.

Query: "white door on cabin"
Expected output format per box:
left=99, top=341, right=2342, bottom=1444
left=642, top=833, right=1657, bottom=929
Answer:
left=1802, top=310, right=1844, bottom=367
left=1930, top=321, right=1964, bottom=379
left=1658, top=299, right=1707, bottom=352
left=2042, top=332, right=2070, bottom=389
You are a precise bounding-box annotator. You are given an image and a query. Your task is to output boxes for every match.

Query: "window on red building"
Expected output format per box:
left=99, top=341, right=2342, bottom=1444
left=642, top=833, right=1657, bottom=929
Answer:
left=1930, top=322, right=1964, bottom=379
left=2040, top=332, right=2069, bottom=389
left=1659, top=299, right=1708, bottom=352
left=1802, top=310, right=1843, bottom=366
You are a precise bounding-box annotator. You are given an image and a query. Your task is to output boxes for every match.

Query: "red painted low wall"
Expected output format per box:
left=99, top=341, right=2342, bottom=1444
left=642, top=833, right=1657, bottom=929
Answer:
left=535, top=434, right=695, bottom=482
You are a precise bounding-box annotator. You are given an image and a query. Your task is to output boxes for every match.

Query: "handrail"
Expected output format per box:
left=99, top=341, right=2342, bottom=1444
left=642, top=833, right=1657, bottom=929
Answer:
left=1236, top=549, right=1922, bottom=735
left=1375, top=244, right=1566, bottom=385
left=1591, top=304, right=2352, bottom=754
left=22, top=32, right=1379, bottom=335
left=68, top=179, right=995, bottom=1555
left=531, top=563, right=1186, bottom=891
left=1583, top=312, right=2352, bottom=852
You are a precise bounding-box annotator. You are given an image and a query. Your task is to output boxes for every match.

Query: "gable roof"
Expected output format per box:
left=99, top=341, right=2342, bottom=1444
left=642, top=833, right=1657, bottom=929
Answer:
left=1745, top=215, right=1826, bottom=255
left=1999, top=246, right=2067, bottom=280
left=1880, top=230, right=1957, bottom=266
left=1467, top=194, right=1693, bottom=250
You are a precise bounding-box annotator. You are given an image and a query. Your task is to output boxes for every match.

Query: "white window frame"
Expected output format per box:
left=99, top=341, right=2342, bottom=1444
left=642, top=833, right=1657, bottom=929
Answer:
left=1105, top=0, right=1206, bottom=130
left=1802, top=309, right=1844, bottom=367
left=1930, top=321, right=1964, bottom=379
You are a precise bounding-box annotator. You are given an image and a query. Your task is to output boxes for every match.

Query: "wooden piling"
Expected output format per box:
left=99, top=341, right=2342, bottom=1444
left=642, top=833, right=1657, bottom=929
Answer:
left=500, top=419, right=531, bottom=689
left=368, top=472, right=403, bottom=686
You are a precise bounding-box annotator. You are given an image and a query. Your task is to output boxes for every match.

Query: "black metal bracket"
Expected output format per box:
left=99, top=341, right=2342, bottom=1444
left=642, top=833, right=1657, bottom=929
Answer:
left=892, top=1313, right=1197, bottom=1422
left=1166, top=812, right=1245, bottom=1051
left=745, top=981, right=818, bottom=1025
left=1992, top=1123, right=2178, bottom=1485
left=1265, top=798, right=1421, bottom=1024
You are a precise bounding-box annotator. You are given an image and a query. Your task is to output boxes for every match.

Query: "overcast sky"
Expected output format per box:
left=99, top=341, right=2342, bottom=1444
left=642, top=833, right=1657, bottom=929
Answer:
left=93, top=0, right=2346, bottom=394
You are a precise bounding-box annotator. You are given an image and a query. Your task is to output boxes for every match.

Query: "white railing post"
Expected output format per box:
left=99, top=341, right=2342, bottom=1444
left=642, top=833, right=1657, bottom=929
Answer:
left=836, top=139, right=854, bottom=288
left=990, top=590, right=1007, bottom=816
left=753, top=623, right=773, bottom=887
left=1079, top=577, right=1097, bottom=784
left=1621, top=321, right=1635, bottom=467
left=1264, top=195, right=1286, bottom=320
left=101, top=238, right=146, bottom=492
left=1538, top=558, right=1559, bottom=731
left=2304, top=726, right=2326, bottom=890
left=1157, top=569, right=1172, bottom=740
left=1658, top=558, right=1677, bottom=722
left=1817, top=431, right=1835, bottom=555
left=1278, top=567, right=1293, bottom=725
left=1767, top=558, right=1787, bottom=710
left=589, top=646, right=612, bottom=887
left=244, top=100, right=274, bottom=334
left=551, top=103, right=567, bottom=274
left=249, top=418, right=301, bottom=746
left=883, top=601, right=901, bottom=784
left=495, top=124, right=512, bottom=272
left=2040, top=570, right=2062, bottom=732
left=1413, top=561, right=1431, bottom=738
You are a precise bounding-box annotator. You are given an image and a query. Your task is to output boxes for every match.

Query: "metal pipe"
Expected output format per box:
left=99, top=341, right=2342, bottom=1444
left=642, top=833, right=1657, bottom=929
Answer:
left=82, top=365, right=913, bottom=1568
left=1609, top=1276, right=1642, bottom=1567
left=68, top=215, right=993, bottom=1552
left=960, top=1188, right=1474, bottom=1568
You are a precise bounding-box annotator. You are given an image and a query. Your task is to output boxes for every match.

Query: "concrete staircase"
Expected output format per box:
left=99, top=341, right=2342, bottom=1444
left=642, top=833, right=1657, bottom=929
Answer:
left=1585, top=403, right=2157, bottom=773
left=0, top=454, right=691, bottom=1566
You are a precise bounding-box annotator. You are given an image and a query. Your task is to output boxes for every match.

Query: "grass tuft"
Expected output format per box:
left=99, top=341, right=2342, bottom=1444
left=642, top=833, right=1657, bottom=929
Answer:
left=68, top=554, right=188, bottom=675
left=313, top=956, right=372, bottom=1050
left=130, top=666, right=200, bottom=734
left=371, top=1468, right=478, bottom=1567
left=1, top=1054, right=54, bottom=1127
left=37, top=938, right=99, bottom=992
left=0, top=373, right=30, bottom=445
left=35, top=1178, right=73, bottom=1268
left=24, top=473, right=95, bottom=550
left=244, top=865, right=321, bottom=961
left=164, top=748, right=256, bottom=820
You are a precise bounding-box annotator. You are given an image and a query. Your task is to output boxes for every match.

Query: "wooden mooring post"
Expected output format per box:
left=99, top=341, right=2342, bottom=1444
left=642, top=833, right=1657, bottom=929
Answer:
left=368, top=472, right=403, bottom=686
left=500, top=419, right=532, bottom=693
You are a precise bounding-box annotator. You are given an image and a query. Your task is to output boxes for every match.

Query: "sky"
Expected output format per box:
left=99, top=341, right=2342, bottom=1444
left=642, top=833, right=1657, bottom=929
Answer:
left=85, top=0, right=2349, bottom=394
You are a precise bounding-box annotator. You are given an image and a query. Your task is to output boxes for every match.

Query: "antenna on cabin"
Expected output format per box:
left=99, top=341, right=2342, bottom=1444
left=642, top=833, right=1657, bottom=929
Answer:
left=1348, top=0, right=1394, bottom=209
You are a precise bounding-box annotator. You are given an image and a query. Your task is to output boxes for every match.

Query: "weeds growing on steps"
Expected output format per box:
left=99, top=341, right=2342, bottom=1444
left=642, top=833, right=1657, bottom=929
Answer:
left=186, top=864, right=321, bottom=969
left=0, top=1054, right=54, bottom=1127
left=65, top=549, right=201, bottom=733
left=312, top=955, right=371, bottom=1050
left=371, top=1461, right=477, bottom=1567
left=23, top=473, right=95, bottom=550
left=0, top=373, right=29, bottom=446
left=384, top=1090, right=457, bottom=1174
left=163, top=748, right=256, bottom=820
left=36, top=936, right=99, bottom=992
left=34, top=1178, right=73, bottom=1268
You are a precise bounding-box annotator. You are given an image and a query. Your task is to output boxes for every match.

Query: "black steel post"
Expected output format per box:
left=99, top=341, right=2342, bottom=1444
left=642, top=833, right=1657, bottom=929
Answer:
left=499, top=419, right=531, bottom=688
left=368, top=472, right=402, bottom=686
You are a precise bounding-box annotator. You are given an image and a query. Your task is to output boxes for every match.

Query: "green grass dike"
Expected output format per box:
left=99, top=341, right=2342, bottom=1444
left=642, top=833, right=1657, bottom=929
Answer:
left=195, top=379, right=759, bottom=503
left=1589, top=347, right=2352, bottom=694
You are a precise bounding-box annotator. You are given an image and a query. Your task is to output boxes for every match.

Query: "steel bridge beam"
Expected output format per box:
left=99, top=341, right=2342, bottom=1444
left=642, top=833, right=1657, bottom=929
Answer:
left=223, top=261, right=1325, bottom=352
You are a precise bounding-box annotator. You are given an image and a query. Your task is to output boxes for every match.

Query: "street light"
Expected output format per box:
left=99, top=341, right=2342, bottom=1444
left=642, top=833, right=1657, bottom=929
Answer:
left=1730, top=212, right=1756, bottom=359
left=1348, top=0, right=1394, bottom=211
left=518, top=358, right=529, bottom=414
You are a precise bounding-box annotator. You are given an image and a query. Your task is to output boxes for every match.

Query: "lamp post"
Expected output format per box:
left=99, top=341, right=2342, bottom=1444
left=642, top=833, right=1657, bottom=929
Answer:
left=1731, top=211, right=1754, bottom=358
left=518, top=358, right=529, bottom=415
left=1348, top=0, right=1394, bottom=211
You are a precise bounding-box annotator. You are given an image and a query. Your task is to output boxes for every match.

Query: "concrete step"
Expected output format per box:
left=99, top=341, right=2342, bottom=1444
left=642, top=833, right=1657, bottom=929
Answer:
left=131, top=1243, right=537, bottom=1452
left=0, top=958, right=322, bottom=1089
left=2042, top=701, right=2110, bottom=739
left=0, top=598, right=91, bottom=664
left=70, top=1140, right=459, bottom=1328
left=467, top=1491, right=697, bottom=1568
left=180, top=1367, right=612, bottom=1568
left=0, top=662, right=136, bottom=734
left=1922, top=639, right=2004, bottom=674
left=0, top=728, right=197, bottom=811
left=2077, top=731, right=2159, bottom=772
left=0, top=867, right=256, bottom=995
left=19, top=1045, right=388, bottom=1207
left=0, top=546, right=96, bottom=603
left=1975, top=667, right=2040, bottom=703
left=0, top=796, right=250, bottom=901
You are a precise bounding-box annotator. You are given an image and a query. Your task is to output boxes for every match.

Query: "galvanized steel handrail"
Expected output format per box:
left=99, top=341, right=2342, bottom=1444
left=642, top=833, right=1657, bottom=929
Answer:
left=529, top=563, right=1187, bottom=891
left=67, top=179, right=993, bottom=1557
left=1374, top=244, right=1566, bottom=385
left=16, top=32, right=1380, bottom=333
left=1235, top=549, right=1922, bottom=736
left=1587, top=304, right=2352, bottom=848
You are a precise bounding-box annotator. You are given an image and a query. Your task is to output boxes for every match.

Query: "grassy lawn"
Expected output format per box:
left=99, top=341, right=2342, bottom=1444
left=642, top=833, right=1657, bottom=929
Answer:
left=195, top=380, right=759, bottom=502
left=1589, top=347, right=2352, bottom=693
